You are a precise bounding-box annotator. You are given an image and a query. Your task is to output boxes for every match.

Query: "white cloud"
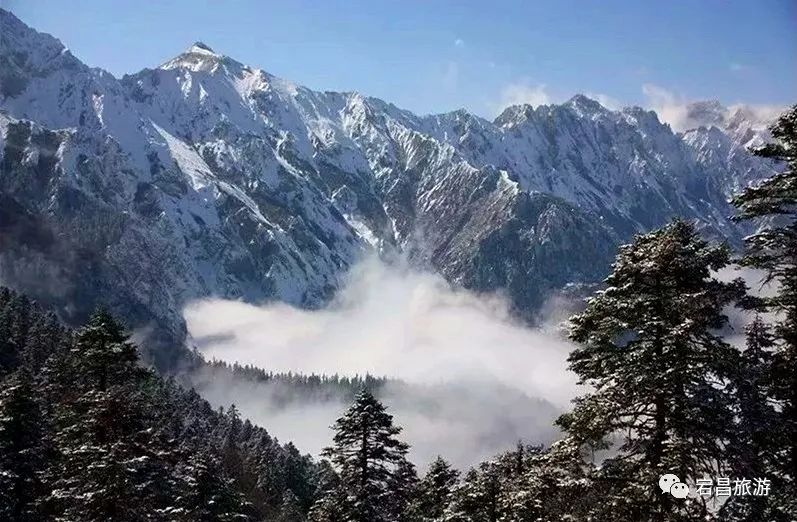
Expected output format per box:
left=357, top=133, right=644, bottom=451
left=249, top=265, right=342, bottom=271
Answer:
left=727, top=103, right=786, bottom=129
left=187, top=257, right=577, bottom=405
left=642, top=83, right=784, bottom=132
left=495, top=81, right=551, bottom=114
left=585, top=92, right=623, bottom=110
left=185, top=257, right=579, bottom=467
left=642, top=83, right=691, bottom=130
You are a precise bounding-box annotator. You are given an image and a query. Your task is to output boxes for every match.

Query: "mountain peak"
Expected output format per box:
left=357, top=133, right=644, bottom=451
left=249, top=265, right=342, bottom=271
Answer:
left=565, top=94, right=608, bottom=115
left=493, top=104, right=536, bottom=128
left=160, top=41, right=231, bottom=72
left=683, top=100, right=727, bottom=129
left=187, top=41, right=217, bottom=55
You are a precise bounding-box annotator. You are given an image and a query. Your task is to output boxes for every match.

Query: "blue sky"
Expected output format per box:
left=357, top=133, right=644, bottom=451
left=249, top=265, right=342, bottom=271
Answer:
left=5, top=0, right=796, bottom=118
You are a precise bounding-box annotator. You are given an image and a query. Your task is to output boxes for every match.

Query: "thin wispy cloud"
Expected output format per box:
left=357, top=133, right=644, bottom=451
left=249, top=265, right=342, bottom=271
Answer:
left=494, top=81, right=551, bottom=114
left=584, top=92, right=622, bottom=110
left=454, top=38, right=465, bottom=48
left=642, top=83, right=784, bottom=132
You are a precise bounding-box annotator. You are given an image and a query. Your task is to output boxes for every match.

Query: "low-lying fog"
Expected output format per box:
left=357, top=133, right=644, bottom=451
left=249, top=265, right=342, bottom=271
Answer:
left=183, top=259, right=769, bottom=468
left=184, top=258, right=580, bottom=468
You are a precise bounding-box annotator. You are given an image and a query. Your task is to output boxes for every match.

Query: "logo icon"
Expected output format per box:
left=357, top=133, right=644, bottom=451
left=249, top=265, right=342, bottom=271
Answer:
left=658, top=474, right=679, bottom=493
left=670, top=482, right=689, bottom=499
left=659, top=474, right=689, bottom=499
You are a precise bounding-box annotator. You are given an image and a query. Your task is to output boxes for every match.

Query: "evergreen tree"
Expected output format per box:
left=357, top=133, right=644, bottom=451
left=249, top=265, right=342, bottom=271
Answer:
left=507, top=438, right=597, bottom=521
left=276, top=490, right=306, bottom=522
left=45, top=383, right=181, bottom=519
left=22, top=311, right=67, bottom=372
left=0, top=369, right=46, bottom=520
left=732, top=104, right=797, bottom=514
left=282, top=442, right=316, bottom=511
left=0, top=291, right=32, bottom=377
left=558, top=219, right=746, bottom=521
left=0, top=289, right=318, bottom=520
left=722, top=317, right=789, bottom=521
left=308, top=490, right=347, bottom=522
left=415, top=456, right=459, bottom=520
left=170, top=450, right=251, bottom=521
left=387, top=458, right=420, bottom=522
left=322, top=389, right=410, bottom=522
left=71, top=309, right=139, bottom=392
left=308, top=461, right=347, bottom=522
left=220, top=404, right=245, bottom=482
left=42, top=310, right=179, bottom=519
left=444, top=464, right=501, bottom=522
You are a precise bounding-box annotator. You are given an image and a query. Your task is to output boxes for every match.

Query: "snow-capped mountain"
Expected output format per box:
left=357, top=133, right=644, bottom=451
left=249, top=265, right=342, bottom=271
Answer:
left=0, top=9, right=778, bottom=363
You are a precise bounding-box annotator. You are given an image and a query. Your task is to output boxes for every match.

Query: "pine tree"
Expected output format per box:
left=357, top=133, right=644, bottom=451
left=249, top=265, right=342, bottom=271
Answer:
left=415, top=456, right=459, bottom=520
left=282, top=441, right=315, bottom=511
left=558, top=219, right=746, bottom=521
left=276, top=490, right=305, bottom=522
left=308, top=486, right=347, bottom=522
left=0, top=369, right=46, bottom=520
left=510, top=438, right=597, bottom=521
left=220, top=404, right=245, bottom=481
left=732, top=104, right=797, bottom=514
left=45, top=384, right=181, bottom=519
left=387, top=458, right=420, bottom=522
left=308, top=461, right=346, bottom=522
left=169, top=450, right=251, bottom=521
left=0, top=289, right=318, bottom=520
left=71, top=309, right=139, bottom=392
left=721, top=317, right=789, bottom=521
left=444, top=464, right=501, bottom=522
left=322, top=389, right=410, bottom=522
left=43, top=311, right=180, bottom=520
left=0, top=292, right=32, bottom=377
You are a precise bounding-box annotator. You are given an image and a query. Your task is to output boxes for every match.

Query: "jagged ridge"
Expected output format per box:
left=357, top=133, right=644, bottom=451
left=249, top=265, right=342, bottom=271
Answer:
left=0, top=8, right=778, bottom=365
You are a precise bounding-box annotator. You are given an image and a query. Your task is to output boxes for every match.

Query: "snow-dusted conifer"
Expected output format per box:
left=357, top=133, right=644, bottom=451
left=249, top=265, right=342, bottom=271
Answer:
left=559, top=219, right=746, bottom=521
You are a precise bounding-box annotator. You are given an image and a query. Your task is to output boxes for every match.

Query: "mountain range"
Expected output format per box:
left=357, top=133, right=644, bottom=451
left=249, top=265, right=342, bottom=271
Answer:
left=0, top=9, right=778, bottom=365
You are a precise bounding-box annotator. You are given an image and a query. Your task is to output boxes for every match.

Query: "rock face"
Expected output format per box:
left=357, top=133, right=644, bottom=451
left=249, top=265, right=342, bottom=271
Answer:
left=0, top=9, right=778, bottom=364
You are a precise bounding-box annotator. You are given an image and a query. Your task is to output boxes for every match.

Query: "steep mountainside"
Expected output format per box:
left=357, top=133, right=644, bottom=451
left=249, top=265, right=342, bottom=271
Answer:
left=0, top=9, right=777, bottom=364
left=0, top=286, right=322, bottom=519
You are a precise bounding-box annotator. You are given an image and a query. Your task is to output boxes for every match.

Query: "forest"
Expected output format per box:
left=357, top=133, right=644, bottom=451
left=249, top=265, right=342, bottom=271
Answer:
left=0, top=108, right=795, bottom=521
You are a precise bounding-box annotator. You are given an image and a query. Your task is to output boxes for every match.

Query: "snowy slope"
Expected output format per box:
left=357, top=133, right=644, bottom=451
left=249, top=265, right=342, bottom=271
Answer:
left=0, top=9, right=778, bottom=362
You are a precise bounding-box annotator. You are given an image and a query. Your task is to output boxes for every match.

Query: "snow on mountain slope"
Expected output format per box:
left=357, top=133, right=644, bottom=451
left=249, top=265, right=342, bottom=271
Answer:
left=0, top=9, right=779, bottom=363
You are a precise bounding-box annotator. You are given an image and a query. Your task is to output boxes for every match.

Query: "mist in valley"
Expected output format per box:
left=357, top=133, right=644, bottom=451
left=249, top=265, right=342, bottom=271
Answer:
left=184, top=257, right=581, bottom=469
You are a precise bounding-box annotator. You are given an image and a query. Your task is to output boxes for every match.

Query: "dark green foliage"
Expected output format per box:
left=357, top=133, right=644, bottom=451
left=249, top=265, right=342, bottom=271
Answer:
left=440, top=443, right=590, bottom=522
left=445, top=464, right=502, bottom=522
left=558, top=220, right=747, bottom=521
left=307, top=461, right=347, bottom=522
left=0, top=288, right=319, bottom=521
left=0, top=369, right=47, bottom=521
left=319, top=390, right=411, bottom=522
left=200, top=357, right=389, bottom=406
left=387, top=458, right=420, bottom=522
left=69, top=308, right=140, bottom=391
left=719, top=317, right=787, bottom=521
left=721, top=318, right=791, bottom=520
left=168, top=451, right=251, bottom=521
left=415, top=456, right=459, bottom=520
left=731, top=104, right=797, bottom=518
left=277, top=490, right=308, bottom=522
